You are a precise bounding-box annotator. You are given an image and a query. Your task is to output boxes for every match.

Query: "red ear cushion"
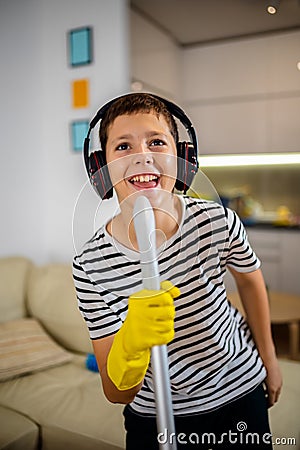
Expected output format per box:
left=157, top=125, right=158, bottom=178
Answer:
left=175, top=142, right=198, bottom=193
left=89, top=151, right=113, bottom=199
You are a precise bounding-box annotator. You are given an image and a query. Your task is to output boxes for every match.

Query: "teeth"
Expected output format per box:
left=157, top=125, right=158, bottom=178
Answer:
left=130, top=174, right=158, bottom=182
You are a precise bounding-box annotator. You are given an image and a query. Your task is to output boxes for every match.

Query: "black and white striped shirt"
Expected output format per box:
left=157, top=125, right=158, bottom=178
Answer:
left=73, top=196, right=266, bottom=415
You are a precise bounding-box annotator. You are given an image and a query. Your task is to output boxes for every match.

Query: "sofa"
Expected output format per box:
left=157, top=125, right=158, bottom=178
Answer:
left=0, top=257, right=125, bottom=450
left=0, top=257, right=299, bottom=450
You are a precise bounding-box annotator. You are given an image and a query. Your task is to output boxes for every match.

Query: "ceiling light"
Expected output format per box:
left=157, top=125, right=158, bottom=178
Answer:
left=131, top=80, right=144, bottom=91
left=297, top=62, right=300, bottom=71
left=200, top=153, right=300, bottom=168
left=266, top=0, right=280, bottom=14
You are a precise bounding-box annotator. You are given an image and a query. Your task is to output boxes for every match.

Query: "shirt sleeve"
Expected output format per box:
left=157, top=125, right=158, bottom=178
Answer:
left=72, top=256, right=123, bottom=340
left=225, top=208, right=261, bottom=273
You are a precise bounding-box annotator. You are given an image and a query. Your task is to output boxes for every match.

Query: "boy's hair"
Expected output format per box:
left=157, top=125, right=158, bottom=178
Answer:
left=99, top=93, right=179, bottom=152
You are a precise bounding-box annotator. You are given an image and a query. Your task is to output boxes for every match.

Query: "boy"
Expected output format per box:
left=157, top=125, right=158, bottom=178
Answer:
left=73, top=93, right=282, bottom=449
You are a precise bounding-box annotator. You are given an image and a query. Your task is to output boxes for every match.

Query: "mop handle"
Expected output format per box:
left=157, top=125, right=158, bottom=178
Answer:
left=133, top=196, right=177, bottom=450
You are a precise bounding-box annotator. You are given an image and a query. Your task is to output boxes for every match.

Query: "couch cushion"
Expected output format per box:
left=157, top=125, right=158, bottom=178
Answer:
left=0, top=356, right=125, bottom=450
left=0, top=405, right=39, bottom=450
left=0, top=318, right=73, bottom=381
left=27, top=264, right=92, bottom=354
left=0, top=257, right=32, bottom=322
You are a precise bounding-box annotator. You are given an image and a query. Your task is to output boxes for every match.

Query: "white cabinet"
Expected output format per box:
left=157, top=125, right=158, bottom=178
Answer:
left=247, top=228, right=299, bottom=295
left=224, top=228, right=300, bottom=295
left=280, top=231, right=300, bottom=294
left=182, top=31, right=300, bottom=155
left=247, top=229, right=282, bottom=291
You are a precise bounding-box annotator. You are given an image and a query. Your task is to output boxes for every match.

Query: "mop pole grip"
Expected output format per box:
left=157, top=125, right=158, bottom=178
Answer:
left=133, top=196, right=177, bottom=450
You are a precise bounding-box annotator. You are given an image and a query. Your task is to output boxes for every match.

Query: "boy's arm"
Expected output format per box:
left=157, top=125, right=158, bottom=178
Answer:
left=92, top=282, right=180, bottom=404
left=92, top=336, right=142, bottom=404
left=229, top=267, right=282, bottom=407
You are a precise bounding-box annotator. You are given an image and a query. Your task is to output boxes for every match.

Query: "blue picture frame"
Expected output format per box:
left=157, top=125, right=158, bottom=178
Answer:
left=69, top=26, right=93, bottom=67
left=71, top=120, right=89, bottom=152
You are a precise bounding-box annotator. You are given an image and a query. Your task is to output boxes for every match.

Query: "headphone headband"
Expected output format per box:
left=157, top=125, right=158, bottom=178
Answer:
left=83, top=93, right=199, bottom=199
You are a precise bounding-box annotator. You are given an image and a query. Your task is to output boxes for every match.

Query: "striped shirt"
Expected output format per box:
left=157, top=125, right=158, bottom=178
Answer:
left=73, top=196, right=266, bottom=416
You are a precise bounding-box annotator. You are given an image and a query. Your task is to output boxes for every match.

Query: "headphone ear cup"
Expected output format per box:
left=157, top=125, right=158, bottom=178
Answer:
left=175, top=141, right=198, bottom=193
left=89, top=151, right=113, bottom=199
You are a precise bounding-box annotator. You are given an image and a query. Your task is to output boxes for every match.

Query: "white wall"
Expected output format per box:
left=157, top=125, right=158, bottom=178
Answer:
left=182, top=31, right=300, bottom=154
left=130, top=9, right=182, bottom=102
left=0, top=0, right=45, bottom=263
left=0, top=0, right=130, bottom=264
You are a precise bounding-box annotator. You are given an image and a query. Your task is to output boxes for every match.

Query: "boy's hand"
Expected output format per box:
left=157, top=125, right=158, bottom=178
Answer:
left=264, top=357, right=282, bottom=407
left=107, top=281, right=180, bottom=391
left=122, top=280, right=179, bottom=356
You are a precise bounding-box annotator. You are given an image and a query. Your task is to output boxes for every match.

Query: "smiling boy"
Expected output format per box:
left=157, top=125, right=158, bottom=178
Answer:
left=73, top=93, right=282, bottom=449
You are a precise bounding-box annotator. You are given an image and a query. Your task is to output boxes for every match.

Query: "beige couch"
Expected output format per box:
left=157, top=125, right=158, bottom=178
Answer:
left=0, top=257, right=299, bottom=450
left=0, top=257, right=125, bottom=450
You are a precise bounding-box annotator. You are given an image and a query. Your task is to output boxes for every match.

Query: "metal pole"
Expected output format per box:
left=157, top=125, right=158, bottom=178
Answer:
left=133, top=196, right=177, bottom=450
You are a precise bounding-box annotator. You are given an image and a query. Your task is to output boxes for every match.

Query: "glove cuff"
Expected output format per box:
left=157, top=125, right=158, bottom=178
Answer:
left=107, top=326, right=150, bottom=391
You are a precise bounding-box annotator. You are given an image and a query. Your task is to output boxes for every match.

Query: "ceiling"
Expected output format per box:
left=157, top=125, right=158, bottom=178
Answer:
left=130, top=0, right=300, bottom=46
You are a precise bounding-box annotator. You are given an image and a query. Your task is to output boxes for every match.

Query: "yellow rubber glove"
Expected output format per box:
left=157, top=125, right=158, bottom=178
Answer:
left=107, top=281, right=180, bottom=391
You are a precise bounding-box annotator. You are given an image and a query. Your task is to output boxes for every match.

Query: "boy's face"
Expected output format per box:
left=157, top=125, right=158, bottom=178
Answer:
left=105, top=112, right=177, bottom=207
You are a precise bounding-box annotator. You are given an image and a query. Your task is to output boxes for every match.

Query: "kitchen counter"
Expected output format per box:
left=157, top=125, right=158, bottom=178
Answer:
left=244, top=221, right=300, bottom=231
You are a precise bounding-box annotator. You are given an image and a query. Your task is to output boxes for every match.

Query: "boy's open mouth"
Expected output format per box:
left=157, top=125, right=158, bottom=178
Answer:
left=128, top=174, right=160, bottom=189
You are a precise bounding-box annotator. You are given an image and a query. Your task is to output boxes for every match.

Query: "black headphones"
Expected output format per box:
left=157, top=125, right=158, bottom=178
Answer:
left=83, top=93, right=199, bottom=199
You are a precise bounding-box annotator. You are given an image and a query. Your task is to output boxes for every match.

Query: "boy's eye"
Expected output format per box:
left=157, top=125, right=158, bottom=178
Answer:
left=116, top=143, right=129, bottom=151
left=150, top=139, right=165, bottom=147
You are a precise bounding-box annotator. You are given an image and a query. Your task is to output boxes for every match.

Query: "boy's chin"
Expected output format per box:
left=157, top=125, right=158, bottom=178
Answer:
left=135, top=187, right=174, bottom=200
left=118, top=188, right=175, bottom=209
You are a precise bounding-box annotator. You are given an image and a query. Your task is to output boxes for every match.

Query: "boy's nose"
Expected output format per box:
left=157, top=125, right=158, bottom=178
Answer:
left=132, top=147, right=154, bottom=165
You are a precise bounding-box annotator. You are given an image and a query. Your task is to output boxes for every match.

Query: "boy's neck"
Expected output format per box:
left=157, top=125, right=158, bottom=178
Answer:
left=107, top=194, right=182, bottom=251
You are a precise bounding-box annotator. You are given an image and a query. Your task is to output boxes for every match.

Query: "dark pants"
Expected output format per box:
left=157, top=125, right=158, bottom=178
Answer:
left=123, top=384, right=272, bottom=449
